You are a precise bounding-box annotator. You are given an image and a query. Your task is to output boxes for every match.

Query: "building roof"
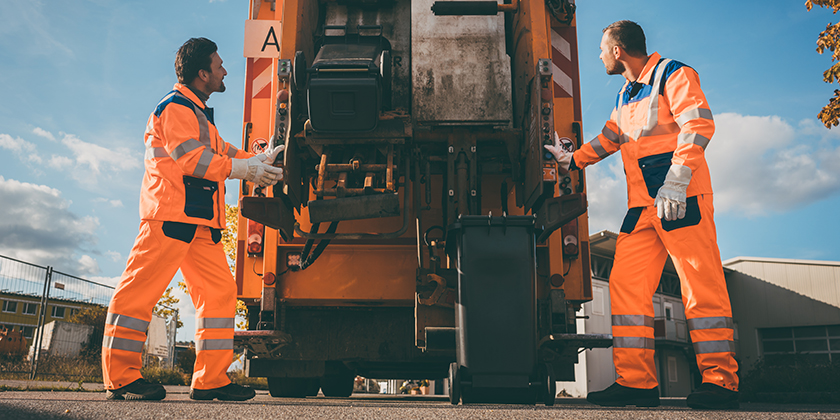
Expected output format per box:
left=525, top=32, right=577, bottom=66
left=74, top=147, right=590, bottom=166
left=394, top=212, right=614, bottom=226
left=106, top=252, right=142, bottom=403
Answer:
left=724, top=256, right=840, bottom=268
left=723, top=256, right=840, bottom=307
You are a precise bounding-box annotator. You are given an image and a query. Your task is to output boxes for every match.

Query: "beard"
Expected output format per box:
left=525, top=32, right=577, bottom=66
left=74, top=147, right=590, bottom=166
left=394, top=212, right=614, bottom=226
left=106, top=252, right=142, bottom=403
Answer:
left=605, top=60, right=625, bottom=75
left=216, top=80, right=226, bottom=93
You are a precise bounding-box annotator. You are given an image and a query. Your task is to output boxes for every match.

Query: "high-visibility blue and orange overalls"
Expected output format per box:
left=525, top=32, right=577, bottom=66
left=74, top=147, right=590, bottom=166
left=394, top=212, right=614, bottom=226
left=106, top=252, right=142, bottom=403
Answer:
left=102, top=83, right=253, bottom=391
left=572, top=52, right=738, bottom=392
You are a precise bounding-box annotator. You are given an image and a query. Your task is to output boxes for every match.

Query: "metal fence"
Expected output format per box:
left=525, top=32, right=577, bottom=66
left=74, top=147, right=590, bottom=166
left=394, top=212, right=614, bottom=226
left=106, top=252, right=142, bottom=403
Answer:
left=0, top=254, right=179, bottom=381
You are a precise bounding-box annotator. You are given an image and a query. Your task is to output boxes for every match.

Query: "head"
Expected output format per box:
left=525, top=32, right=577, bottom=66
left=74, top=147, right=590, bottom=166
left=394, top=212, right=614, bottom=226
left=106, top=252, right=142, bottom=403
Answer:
left=600, top=20, right=647, bottom=75
left=175, top=37, right=227, bottom=95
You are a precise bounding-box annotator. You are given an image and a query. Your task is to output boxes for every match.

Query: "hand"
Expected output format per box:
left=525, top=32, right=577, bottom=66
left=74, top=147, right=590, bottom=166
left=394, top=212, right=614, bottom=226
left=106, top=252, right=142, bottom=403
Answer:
left=230, top=145, right=285, bottom=187
left=543, top=132, right=573, bottom=174
left=654, top=164, right=691, bottom=221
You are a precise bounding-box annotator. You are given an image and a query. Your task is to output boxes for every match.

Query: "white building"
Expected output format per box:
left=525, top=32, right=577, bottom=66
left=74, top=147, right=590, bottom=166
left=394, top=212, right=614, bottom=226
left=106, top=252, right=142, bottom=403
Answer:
left=559, top=231, right=840, bottom=398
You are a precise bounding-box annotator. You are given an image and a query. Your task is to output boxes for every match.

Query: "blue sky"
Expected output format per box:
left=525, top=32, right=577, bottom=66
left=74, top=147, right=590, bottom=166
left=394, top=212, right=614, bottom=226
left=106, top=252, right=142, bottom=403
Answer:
left=1, top=1, right=840, bottom=339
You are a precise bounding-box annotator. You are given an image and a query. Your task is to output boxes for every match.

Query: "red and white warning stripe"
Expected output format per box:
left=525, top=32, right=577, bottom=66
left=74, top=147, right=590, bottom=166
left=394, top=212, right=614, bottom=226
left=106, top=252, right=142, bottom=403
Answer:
left=252, top=57, right=272, bottom=99
left=550, top=26, right=578, bottom=99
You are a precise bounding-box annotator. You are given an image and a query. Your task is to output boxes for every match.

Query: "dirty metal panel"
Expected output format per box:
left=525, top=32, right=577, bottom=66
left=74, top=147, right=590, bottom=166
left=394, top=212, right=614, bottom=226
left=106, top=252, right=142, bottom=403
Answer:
left=411, top=0, right=512, bottom=124
left=308, top=193, right=400, bottom=223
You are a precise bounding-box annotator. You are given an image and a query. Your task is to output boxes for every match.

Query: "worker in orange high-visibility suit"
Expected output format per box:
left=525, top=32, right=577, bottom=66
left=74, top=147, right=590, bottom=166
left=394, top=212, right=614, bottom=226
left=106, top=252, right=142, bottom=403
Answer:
left=546, top=21, right=738, bottom=410
left=102, top=37, right=284, bottom=401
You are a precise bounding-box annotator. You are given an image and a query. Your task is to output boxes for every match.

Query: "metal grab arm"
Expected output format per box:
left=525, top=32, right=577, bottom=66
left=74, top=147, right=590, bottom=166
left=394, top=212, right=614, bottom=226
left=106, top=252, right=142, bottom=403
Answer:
left=294, top=154, right=411, bottom=240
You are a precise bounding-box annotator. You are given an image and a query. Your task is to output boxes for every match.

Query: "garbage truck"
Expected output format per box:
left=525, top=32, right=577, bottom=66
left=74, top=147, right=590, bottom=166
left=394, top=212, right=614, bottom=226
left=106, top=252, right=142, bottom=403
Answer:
left=233, top=0, right=611, bottom=405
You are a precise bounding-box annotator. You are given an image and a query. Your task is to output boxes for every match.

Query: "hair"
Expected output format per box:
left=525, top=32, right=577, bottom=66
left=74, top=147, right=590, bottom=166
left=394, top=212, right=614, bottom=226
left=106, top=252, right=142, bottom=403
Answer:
left=602, top=20, right=647, bottom=58
left=175, top=38, right=218, bottom=84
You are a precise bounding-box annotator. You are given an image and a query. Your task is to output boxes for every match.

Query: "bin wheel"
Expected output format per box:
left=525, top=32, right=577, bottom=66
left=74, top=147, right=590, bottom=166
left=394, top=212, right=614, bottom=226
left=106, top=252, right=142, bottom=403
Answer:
left=268, top=377, right=320, bottom=398
left=541, top=363, right=556, bottom=406
left=448, top=362, right=461, bottom=405
left=321, top=372, right=354, bottom=398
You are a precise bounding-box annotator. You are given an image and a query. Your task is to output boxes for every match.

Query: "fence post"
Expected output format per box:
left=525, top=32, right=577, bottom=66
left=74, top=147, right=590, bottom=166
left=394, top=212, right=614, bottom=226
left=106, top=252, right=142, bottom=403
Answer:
left=168, top=308, right=179, bottom=369
left=30, top=266, right=53, bottom=380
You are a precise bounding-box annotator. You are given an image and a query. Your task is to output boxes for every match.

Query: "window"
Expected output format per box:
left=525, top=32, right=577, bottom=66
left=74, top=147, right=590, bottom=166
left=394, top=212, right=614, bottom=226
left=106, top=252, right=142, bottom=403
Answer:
left=761, top=325, right=840, bottom=366
left=592, top=286, right=604, bottom=315
left=664, top=302, right=674, bottom=321
left=51, top=306, right=65, bottom=318
left=21, top=326, right=34, bottom=339
left=22, top=302, right=38, bottom=315
left=2, top=300, right=17, bottom=313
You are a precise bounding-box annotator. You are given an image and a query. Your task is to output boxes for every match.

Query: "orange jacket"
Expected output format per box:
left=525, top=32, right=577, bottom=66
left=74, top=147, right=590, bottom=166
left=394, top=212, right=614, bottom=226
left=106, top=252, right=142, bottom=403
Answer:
left=140, top=84, right=252, bottom=229
left=573, top=52, right=714, bottom=208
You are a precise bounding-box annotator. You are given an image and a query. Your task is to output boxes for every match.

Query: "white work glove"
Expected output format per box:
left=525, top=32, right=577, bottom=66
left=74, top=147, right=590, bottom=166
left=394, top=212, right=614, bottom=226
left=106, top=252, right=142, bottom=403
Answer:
left=654, top=164, right=691, bottom=221
left=229, top=145, right=285, bottom=187
left=543, top=132, right=573, bottom=174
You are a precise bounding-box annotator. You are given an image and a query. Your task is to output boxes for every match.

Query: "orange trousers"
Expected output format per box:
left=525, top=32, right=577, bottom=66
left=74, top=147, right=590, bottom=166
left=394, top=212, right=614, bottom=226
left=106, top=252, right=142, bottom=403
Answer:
left=610, top=194, right=738, bottom=391
left=102, top=220, right=235, bottom=390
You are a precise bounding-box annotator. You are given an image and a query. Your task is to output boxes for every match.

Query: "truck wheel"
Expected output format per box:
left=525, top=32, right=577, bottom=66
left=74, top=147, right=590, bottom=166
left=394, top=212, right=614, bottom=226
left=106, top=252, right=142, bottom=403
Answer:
left=268, top=377, right=320, bottom=398
left=320, top=373, right=354, bottom=398
left=293, top=51, right=307, bottom=91
left=540, top=363, right=556, bottom=406
left=448, top=362, right=460, bottom=405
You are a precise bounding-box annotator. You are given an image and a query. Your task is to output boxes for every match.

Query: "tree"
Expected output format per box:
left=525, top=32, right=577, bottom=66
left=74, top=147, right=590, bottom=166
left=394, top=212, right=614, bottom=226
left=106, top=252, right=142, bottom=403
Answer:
left=154, top=287, right=183, bottom=329
left=67, top=305, right=108, bottom=362
left=807, top=0, right=840, bottom=127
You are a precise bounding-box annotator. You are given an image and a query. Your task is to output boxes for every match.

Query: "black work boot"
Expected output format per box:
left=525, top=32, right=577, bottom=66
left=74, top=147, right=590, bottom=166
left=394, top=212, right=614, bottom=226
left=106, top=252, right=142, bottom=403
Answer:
left=687, top=382, right=739, bottom=409
left=106, top=378, right=166, bottom=401
left=586, top=382, right=660, bottom=407
left=190, top=383, right=256, bottom=401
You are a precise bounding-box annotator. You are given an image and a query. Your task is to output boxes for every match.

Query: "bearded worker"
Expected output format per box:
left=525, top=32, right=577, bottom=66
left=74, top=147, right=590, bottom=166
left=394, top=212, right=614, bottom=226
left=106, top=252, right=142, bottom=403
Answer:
left=545, top=21, right=739, bottom=410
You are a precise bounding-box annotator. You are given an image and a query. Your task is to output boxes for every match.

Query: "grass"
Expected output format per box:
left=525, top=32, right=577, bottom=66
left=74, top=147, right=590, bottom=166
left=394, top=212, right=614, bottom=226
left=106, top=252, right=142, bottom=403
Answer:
left=227, top=369, right=268, bottom=390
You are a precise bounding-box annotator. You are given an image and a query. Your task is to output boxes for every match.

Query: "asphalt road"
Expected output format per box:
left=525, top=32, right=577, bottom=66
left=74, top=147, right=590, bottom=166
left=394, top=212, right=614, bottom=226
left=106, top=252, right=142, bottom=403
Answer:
left=2, top=390, right=840, bottom=420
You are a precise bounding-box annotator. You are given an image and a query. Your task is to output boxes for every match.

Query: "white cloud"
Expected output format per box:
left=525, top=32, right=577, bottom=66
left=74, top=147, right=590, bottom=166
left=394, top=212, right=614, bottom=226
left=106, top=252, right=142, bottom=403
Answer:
left=48, top=155, right=73, bottom=170
left=0, top=133, right=42, bottom=164
left=93, top=197, right=124, bottom=208
left=32, top=127, right=55, bottom=142
left=584, top=158, right=628, bottom=234
left=105, top=251, right=122, bottom=262
left=59, top=133, right=141, bottom=183
left=706, top=113, right=840, bottom=215
left=0, top=176, right=101, bottom=275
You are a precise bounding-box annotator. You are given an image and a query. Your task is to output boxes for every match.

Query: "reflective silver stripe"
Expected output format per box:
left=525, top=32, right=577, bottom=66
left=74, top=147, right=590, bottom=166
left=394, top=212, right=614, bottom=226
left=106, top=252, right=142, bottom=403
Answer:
left=197, top=317, right=234, bottom=330
left=102, top=335, right=145, bottom=353
left=612, top=315, right=655, bottom=328
left=694, top=340, right=736, bottom=354
left=196, top=339, right=233, bottom=352
left=145, top=147, right=168, bottom=160
left=613, top=336, right=656, bottom=350
left=590, top=138, right=610, bottom=159
left=601, top=126, right=620, bottom=144
left=619, top=133, right=631, bottom=144
left=643, top=58, right=672, bottom=132
left=105, top=313, right=149, bottom=332
left=675, top=107, right=713, bottom=127
left=637, top=122, right=680, bottom=139
left=687, top=317, right=734, bottom=331
left=678, top=132, right=711, bottom=150
left=226, top=146, right=239, bottom=158
left=171, top=138, right=203, bottom=161
left=192, top=148, right=214, bottom=178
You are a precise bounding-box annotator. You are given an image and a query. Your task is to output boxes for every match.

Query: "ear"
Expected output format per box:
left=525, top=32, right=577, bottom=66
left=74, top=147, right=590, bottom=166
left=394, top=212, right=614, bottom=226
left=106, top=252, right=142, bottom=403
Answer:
left=612, top=45, right=622, bottom=60
left=198, top=68, right=210, bottom=82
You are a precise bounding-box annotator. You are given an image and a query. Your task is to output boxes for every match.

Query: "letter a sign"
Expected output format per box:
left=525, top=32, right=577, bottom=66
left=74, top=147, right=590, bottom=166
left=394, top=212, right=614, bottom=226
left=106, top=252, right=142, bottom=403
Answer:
left=244, top=20, right=282, bottom=58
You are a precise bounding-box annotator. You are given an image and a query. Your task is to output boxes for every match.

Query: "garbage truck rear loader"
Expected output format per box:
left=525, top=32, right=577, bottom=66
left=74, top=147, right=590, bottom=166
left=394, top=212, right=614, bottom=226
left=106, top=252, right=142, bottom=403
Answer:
left=234, top=0, right=611, bottom=404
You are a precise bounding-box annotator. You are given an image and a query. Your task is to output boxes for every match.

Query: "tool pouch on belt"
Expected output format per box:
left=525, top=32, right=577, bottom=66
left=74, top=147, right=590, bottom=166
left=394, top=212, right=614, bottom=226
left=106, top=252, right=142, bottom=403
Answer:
left=183, top=176, right=218, bottom=220
left=638, top=151, right=674, bottom=199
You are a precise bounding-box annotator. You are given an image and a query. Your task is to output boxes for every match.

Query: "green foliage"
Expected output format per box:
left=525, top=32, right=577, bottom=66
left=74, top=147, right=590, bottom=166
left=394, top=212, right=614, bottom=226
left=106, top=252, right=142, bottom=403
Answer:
left=177, top=345, right=196, bottom=375
left=227, top=368, right=268, bottom=390
left=140, top=364, right=189, bottom=386
left=67, top=305, right=107, bottom=363
left=154, top=287, right=183, bottom=329
left=807, top=0, right=840, bottom=127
